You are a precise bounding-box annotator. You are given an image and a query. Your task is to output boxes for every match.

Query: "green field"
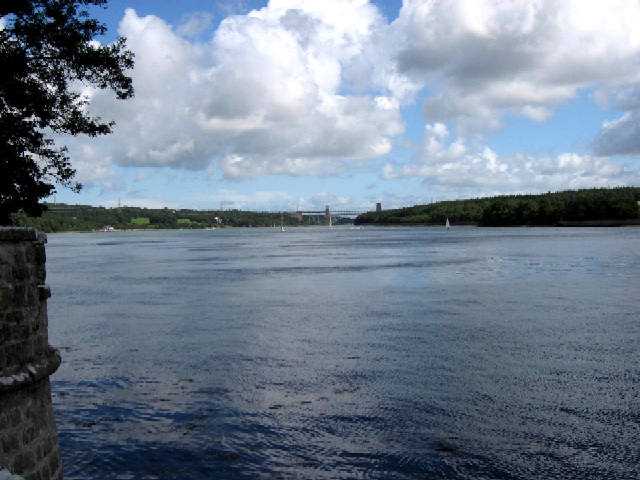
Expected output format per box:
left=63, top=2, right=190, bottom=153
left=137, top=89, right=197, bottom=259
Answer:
left=129, top=217, right=151, bottom=226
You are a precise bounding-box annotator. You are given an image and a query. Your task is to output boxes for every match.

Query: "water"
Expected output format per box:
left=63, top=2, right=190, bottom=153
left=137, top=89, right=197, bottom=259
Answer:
left=46, top=227, right=640, bottom=479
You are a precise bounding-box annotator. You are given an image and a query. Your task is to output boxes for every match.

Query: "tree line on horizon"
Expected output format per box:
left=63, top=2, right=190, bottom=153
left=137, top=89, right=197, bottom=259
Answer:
left=354, top=187, right=640, bottom=226
left=10, top=187, right=640, bottom=232
left=9, top=204, right=306, bottom=232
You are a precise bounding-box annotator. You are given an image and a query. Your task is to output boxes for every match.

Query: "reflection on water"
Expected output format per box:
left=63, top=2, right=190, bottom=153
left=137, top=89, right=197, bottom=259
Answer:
left=47, top=227, right=640, bottom=479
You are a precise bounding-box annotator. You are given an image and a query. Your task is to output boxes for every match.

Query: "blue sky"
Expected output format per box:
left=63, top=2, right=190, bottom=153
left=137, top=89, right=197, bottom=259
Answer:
left=48, top=0, right=640, bottom=211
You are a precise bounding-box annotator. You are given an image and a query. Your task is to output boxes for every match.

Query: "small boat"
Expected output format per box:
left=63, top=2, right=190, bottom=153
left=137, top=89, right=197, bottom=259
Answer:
left=445, top=218, right=450, bottom=230
left=281, top=212, right=286, bottom=232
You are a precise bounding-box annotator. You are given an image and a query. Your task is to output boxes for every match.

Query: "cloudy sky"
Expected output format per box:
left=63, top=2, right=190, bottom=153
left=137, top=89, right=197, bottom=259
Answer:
left=51, top=0, right=640, bottom=211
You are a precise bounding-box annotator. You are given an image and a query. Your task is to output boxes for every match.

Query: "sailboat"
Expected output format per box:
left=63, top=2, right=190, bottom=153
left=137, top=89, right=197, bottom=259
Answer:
left=445, top=218, right=450, bottom=230
left=281, top=212, right=286, bottom=232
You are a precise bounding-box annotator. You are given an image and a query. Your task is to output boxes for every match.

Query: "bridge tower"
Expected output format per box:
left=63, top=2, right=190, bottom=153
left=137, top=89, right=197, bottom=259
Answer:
left=325, top=205, right=331, bottom=226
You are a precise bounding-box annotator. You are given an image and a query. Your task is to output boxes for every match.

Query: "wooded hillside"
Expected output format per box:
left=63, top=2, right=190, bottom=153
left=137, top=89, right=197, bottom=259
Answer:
left=11, top=204, right=297, bottom=232
left=355, top=187, right=640, bottom=226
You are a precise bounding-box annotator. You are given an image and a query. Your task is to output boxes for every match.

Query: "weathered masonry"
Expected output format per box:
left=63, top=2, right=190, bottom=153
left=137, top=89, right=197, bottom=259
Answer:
left=0, top=228, right=63, bottom=480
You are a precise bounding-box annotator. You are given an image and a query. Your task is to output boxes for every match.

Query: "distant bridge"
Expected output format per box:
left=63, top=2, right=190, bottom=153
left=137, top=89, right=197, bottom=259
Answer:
left=284, top=206, right=375, bottom=225
left=45, top=203, right=380, bottom=220
left=291, top=209, right=371, bottom=216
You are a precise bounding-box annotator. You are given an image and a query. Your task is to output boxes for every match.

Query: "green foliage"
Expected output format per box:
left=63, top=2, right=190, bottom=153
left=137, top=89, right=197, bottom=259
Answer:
left=355, top=198, right=492, bottom=225
left=0, top=0, right=134, bottom=224
left=355, top=187, right=640, bottom=226
left=11, top=204, right=300, bottom=232
left=13, top=187, right=640, bottom=232
left=129, top=217, right=151, bottom=226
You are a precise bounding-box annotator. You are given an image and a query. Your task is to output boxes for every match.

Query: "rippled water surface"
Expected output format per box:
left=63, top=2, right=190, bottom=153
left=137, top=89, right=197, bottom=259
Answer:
left=46, top=227, right=640, bottom=479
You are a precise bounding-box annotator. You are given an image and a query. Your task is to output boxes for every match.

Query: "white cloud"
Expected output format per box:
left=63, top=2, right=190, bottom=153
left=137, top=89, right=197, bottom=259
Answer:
left=306, top=191, right=353, bottom=210
left=55, top=0, right=640, bottom=206
left=391, top=0, right=640, bottom=135
left=68, top=1, right=403, bottom=186
left=383, top=123, right=640, bottom=196
left=593, top=112, right=640, bottom=156
left=193, top=188, right=294, bottom=210
left=59, top=138, right=117, bottom=187
left=134, top=172, right=152, bottom=182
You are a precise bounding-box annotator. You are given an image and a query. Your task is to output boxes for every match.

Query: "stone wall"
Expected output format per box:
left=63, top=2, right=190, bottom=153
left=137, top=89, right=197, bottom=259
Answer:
left=0, top=228, right=62, bottom=480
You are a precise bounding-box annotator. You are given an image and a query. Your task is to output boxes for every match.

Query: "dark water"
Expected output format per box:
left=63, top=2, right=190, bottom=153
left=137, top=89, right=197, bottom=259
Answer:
left=46, top=227, right=640, bottom=479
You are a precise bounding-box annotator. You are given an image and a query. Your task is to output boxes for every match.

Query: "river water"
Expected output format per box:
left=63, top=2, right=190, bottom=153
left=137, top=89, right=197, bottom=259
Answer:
left=46, top=226, right=639, bottom=479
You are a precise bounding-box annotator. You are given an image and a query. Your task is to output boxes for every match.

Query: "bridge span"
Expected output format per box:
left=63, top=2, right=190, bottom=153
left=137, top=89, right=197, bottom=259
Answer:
left=291, top=209, right=371, bottom=216
left=285, top=205, right=376, bottom=225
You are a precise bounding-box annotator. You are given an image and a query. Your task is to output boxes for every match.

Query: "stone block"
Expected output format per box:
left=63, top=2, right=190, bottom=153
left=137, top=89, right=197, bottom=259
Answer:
left=36, top=287, right=50, bottom=301
left=11, top=451, right=33, bottom=476
left=21, top=426, right=36, bottom=446
left=0, top=229, right=62, bottom=479
left=35, top=245, right=46, bottom=275
left=5, top=310, right=24, bottom=325
left=0, top=286, right=14, bottom=311
left=0, top=431, right=20, bottom=454
left=9, top=285, right=27, bottom=307
left=0, top=264, right=13, bottom=284
left=47, top=453, right=61, bottom=479
left=0, top=228, right=38, bottom=242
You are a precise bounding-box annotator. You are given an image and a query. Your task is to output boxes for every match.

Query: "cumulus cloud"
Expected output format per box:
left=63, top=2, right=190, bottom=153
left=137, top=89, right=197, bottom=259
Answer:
left=391, top=0, right=640, bottom=131
left=383, top=123, right=640, bottom=195
left=75, top=0, right=403, bottom=183
left=59, top=137, right=118, bottom=186
left=377, top=0, right=640, bottom=190
left=593, top=112, right=640, bottom=156
left=59, top=0, right=640, bottom=203
left=193, top=188, right=294, bottom=210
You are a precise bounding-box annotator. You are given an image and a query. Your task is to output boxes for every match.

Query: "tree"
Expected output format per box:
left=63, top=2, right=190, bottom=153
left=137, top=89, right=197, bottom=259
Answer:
left=0, top=0, right=134, bottom=224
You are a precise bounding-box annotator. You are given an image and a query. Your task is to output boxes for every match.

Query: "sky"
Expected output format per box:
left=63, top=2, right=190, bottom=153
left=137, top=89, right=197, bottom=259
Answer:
left=47, top=0, right=640, bottom=212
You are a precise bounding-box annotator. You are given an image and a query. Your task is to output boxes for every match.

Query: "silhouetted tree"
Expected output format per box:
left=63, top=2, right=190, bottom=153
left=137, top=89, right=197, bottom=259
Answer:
left=0, top=0, right=134, bottom=224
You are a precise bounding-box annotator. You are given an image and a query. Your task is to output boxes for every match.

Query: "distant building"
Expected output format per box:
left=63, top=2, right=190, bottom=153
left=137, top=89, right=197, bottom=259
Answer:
left=376, top=202, right=382, bottom=212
